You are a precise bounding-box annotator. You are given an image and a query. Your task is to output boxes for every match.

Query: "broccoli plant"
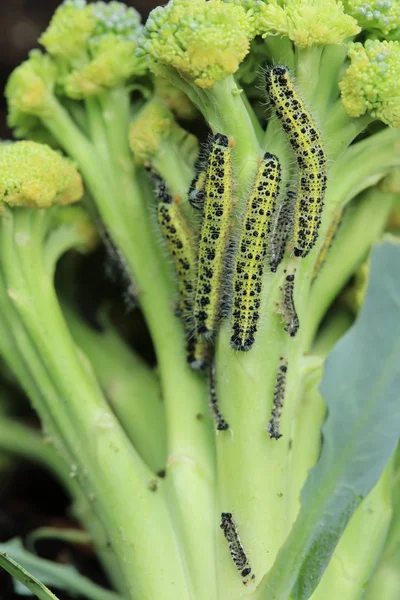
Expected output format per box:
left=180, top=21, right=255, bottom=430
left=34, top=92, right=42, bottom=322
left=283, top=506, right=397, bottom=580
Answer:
left=0, top=1, right=399, bottom=600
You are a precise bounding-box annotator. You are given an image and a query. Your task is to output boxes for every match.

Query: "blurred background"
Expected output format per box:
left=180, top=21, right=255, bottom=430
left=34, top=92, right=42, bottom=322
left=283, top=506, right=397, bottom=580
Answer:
left=0, top=0, right=163, bottom=138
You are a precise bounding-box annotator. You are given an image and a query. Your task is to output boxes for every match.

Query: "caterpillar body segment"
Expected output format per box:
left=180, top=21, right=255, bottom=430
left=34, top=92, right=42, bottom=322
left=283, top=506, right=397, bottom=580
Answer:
left=186, top=335, right=211, bottom=372
left=194, top=133, right=235, bottom=339
left=312, top=207, right=343, bottom=280
left=267, top=358, right=288, bottom=440
left=188, top=168, right=207, bottom=210
left=282, top=273, right=299, bottom=337
left=265, top=66, right=327, bottom=258
left=209, top=363, right=229, bottom=431
left=220, top=512, right=255, bottom=585
left=270, top=190, right=295, bottom=273
left=231, top=153, right=281, bottom=351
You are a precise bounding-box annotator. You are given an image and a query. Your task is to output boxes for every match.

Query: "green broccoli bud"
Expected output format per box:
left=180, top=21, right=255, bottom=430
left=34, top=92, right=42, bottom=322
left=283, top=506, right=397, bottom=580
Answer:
left=6, top=50, right=57, bottom=137
left=342, top=0, right=400, bottom=37
left=0, top=141, right=83, bottom=208
left=40, top=0, right=145, bottom=99
left=340, top=39, right=400, bottom=126
left=138, top=0, right=255, bottom=88
left=227, top=0, right=360, bottom=47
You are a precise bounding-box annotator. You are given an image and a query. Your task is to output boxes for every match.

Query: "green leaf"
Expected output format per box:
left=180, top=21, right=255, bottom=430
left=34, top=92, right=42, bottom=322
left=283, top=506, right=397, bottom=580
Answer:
left=260, top=241, right=400, bottom=600
left=0, top=538, right=121, bottom=600
left=0, top=549, right=60, bottom=600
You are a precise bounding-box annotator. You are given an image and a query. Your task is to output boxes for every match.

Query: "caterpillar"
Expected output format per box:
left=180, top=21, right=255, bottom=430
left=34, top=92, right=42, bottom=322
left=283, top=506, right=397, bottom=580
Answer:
left=282, top=272, right=299, bottom=337
left=231, top=153, right=281, bottom=351
left=220, top=512, right=255, bottom=585
left=265, top=65, right=327, bottom=258
left=209, top=363, right=229, bottom=431
left=312, top=206, right=343, bottom=280
left=270, top=190, right=295, bottom=273
left=188, top=168, right=207, bottom=210
left=194, top=133, right=235, bottom=339
left=267, top=358, right=288, bottom=439
left=154, top=169, right=210, bottom=370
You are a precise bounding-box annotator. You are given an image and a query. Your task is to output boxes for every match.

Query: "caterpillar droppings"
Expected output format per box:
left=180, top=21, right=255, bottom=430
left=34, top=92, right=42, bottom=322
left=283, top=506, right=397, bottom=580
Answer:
left=155, top=170, right=210, bottom=370
left=231, top=152, right=281, bottom=351
left=209, top=363, right=229, bottom=431
left=265, top=66, right=327, bottom=258
left=194, top=133, right=235, bottom=339
left=267, top=358, right=288, bottom=440
left=270, top=190, right=295, bottom=273
left=220, top=512, right=255, bottom=585
left=282, top=273, right=299, bottom=337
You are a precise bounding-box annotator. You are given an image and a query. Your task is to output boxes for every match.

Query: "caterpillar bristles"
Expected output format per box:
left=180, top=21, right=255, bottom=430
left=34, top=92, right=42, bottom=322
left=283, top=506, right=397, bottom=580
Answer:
left=267, top=357, right=288, bottom=440
left=220, top=512, right=255, bottom=585
left=194, top=133, right=235, bottom=339
left=231, top=152, right=281, bottom=351
left=265, top=65, right=327, bottom=258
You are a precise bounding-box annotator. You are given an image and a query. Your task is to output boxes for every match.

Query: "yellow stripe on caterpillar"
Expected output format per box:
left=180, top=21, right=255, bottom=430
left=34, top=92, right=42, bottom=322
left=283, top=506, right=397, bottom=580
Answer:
left=265, top=66, right=327, bottom=258
left=194, top=133, right=235, bottom=339
left=231, top=152, right=281, bottom=351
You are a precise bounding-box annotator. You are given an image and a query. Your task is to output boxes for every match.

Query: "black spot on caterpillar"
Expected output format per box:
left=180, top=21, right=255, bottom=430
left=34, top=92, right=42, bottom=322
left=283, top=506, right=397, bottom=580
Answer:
left=231, top=152, right=281, bottom=351
left=270, top=190, right=295, bottom=273
left=312, top=206, right=343, bottom=280
left=209, top=363, right=229, bottom=431
left=194, top=133, right=235, bottom=339
left=154, top=168, right=210, bottom=370
left=265, top=65, right=327, bottom=258
left=282, top=272, right=299, bottom=337
left=267, top=358, right=288, bottom=439
left=220, top=512, right=255, bottom=585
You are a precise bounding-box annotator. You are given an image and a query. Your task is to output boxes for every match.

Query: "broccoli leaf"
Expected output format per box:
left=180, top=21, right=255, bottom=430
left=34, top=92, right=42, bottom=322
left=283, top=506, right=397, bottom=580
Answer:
left=0, top=538, right=121, bottom=600
left=260, top=240, right=400, bottom=600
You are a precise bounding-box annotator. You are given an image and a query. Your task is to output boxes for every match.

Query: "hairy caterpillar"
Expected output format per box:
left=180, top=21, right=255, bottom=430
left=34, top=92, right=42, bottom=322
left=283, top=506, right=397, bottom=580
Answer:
left=267, top=358, right=288, bottom=439
left=270, top=190, right=295, bottom=273
left=188, top=168, right=207, bottom=210
left=265, top=66, right=327, bottom=258
left=154, top=169, right=210, bottom=370
left=194, top=133, right=235, bottom=338
left=231, top=153, right=281, bottom=351
left=220, top=512, right=255, bottom=585
left=209, top=363, right=229, bottom=431
left=312, top=207, right=343, bottom=280
left=282, top=272, right=299, bottom=337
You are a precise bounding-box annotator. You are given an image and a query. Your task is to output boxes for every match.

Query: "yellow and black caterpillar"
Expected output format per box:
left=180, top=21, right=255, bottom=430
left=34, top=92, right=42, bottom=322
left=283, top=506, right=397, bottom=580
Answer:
left=194, top=133, right=235, bottom=339
left=266, top=66, right=327, bottom=258
left=231, top=152, right=281, bottom=351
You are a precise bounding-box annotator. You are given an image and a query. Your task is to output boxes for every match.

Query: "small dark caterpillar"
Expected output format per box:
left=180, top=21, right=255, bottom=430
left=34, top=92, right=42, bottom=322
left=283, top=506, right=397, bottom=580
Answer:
left=188, top=168, right=207, bottom=210
left=312, top=206, right=343, bottom=280
left=270, top=190, right=295, bottom=273
left=265, top=65, right=327, bottom=258
left=231, top=153, right=281, bottom=351
left=209, top=363, right=229, bottom=431
left=220, top=512, right=255, bottom=585
left=155, top=170, right=210, bottom=370
left=194, top=133, right=235, bottom=339
left=267, top=358, right=288, bottom=440
left=282, top=273, right=299, bottom=337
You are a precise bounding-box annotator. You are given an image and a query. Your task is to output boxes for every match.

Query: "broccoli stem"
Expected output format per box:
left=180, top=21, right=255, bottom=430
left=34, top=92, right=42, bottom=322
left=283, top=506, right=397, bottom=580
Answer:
left=295, top=46, right=324, bottom=105
left=264, top=35, right=295, bottom=71
left=306, top=187, right=395, bottom=349
left=153, top=141, right=195, bottom=198
left=0, top=207, right=191, bottom=600
left=313, top=44, right=348, bottom=115
left=62, top=303, right=167, bottom=473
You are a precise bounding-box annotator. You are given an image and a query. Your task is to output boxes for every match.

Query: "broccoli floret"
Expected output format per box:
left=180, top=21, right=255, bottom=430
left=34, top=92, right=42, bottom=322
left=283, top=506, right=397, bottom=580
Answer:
left=138, top=0, right=256, bottom=88
left=342, top=0, right=400, bottom=37
left=340, top=39, right=400, bottom=126
left=39, top=0, right=146, bottom=99
left=226, top=0, right=360, bottom=47
left=0, top=141, right=83, bottom=208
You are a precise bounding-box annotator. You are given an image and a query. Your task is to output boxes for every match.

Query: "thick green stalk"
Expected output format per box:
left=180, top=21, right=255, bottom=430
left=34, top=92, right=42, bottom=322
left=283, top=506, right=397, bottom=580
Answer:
left=313, top=44, right=348, bottom=115
left=62, top=304, right=166, bottom=473
left=295, top=46, right=324, bottom=105
left=0, top=207, right=190, bottom=600
left=40, top=96, right=216, bottom=599
left=264, top=35, right=295, bottom=71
